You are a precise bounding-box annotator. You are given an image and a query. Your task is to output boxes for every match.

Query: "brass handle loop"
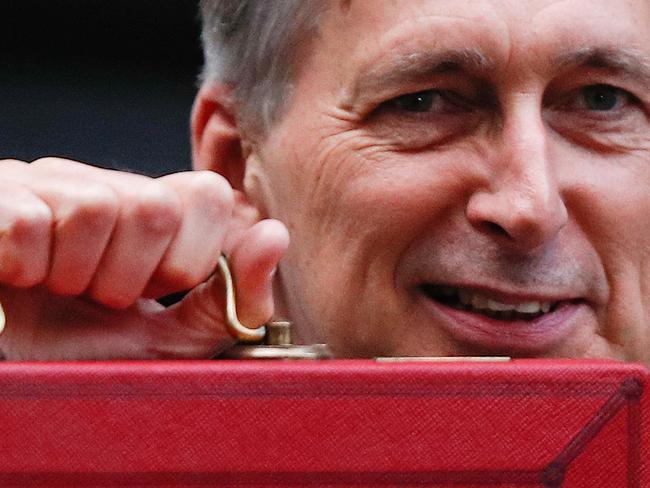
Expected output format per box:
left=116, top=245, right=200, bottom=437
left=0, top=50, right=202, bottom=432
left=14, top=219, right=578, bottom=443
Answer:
left=0, top=300, right=4, bottom=336
left=217, top=255, right=266, bottom=343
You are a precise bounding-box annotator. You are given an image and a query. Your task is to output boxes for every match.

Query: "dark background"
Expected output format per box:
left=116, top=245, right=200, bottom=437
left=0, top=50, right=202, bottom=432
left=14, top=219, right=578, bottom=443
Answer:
left=0, top=0, right=202, bottom=176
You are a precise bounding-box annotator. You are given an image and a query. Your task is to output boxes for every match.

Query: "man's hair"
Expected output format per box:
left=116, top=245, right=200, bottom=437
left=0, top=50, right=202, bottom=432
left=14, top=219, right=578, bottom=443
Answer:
left=200, top=0, right=323, bottom=137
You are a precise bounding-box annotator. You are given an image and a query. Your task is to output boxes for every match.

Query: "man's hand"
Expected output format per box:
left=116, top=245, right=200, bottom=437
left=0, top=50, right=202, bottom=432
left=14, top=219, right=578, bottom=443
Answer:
left=0, top=158, right=289, bottom=360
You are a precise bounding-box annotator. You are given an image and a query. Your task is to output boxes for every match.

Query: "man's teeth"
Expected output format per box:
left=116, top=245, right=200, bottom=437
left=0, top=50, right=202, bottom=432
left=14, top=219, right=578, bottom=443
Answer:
left=458, top=289, right=552, bottom=314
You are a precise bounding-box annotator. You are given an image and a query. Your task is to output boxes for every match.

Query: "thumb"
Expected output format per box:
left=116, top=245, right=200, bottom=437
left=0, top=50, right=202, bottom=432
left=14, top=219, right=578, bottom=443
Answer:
left=227, top=219, right=290, bottom=327
left=168, top=219, right=289, bottom=354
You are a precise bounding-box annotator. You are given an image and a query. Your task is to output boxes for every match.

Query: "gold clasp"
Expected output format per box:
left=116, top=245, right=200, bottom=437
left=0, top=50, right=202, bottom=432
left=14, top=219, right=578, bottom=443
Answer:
left=216, top=255, right=332, bottom=360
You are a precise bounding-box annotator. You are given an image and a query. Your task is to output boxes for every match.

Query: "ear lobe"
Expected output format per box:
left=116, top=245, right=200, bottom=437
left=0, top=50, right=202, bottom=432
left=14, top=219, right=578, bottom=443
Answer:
left=191, top=84, right=247, bottom=190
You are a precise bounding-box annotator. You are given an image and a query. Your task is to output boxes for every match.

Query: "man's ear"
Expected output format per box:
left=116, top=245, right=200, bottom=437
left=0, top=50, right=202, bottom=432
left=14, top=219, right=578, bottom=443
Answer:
left=191, top=84, right=268, bottom=250
left=191, top=83, right=247, bottom=190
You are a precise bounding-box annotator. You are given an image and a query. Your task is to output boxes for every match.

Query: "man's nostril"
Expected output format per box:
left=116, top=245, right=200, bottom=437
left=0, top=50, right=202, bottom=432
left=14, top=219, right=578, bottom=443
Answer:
left=479, top=221, right=511, bottom=239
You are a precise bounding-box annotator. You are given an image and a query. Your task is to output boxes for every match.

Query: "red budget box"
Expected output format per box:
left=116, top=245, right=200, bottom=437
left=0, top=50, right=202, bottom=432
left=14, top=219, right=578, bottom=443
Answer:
left=0, top=359, right=646, bottom=487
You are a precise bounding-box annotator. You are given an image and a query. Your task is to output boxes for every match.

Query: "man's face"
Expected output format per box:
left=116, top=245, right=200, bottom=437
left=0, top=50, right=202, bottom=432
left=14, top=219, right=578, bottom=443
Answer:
left=246, top=0, right=650, bottom=360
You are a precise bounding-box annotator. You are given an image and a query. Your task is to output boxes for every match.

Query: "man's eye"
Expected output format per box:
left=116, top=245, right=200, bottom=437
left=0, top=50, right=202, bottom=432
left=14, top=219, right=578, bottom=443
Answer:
left=369, top=88, right=480, bottom=149
left=390, top=90, right=440, bottom=112
left=580, top=84, right=629, bottom=111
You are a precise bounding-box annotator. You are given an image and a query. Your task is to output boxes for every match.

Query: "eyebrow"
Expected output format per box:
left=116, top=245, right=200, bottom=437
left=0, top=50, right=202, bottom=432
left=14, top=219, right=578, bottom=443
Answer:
left=348, top=48, right=492, bottom=107
left=347, top=45, right=650, bottom=109
left=553, top=47, right=650, bottom=88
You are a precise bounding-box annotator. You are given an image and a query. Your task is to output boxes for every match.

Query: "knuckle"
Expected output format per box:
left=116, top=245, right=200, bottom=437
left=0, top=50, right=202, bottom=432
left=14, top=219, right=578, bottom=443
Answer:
left=187, top=171, right=235, bottom=216
left=89, top=286, right=136, bottom=310
left=130, top=184, right=182, bottom=237
left=187, top=171, right=233, bottom=196
left=30, top=157, right=70, bottom=169
left=59, top=184, right=119, bottom=231
left=0, top=159, right=28, bottom=171
left=3, top=201, right=52, bottom=245
left=0, top=260, right=36, bottom=288
left=0, top=202, right=51, bottom=286
left=157, top=264, right=207, bottom=291
left=0, top=259, right=44, bottom=288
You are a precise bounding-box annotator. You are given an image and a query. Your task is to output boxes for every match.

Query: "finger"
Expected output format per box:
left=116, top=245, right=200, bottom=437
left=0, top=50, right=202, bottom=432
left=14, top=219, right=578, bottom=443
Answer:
left=30, top=160, right=228, bottom=304
left=0, top=182, right=52, bottom=287
left=30, top=159, right=182, bottom=308
left=86, top=181, right=182, bottom=309
left=44, top=182, right=119, bottom=295
left=163, top=219, right=289, bottom=355
left=0, top=159, right=30, bottom=173
left=143, top=170, right=234, bottom=298
left=15, top=178, right=120, bottom=296
left=229, top=219, right=290, bottom=326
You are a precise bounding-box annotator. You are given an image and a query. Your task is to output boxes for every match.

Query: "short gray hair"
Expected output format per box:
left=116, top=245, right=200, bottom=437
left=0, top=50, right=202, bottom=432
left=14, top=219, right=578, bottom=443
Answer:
left=200, top=0, right=324, bottom=137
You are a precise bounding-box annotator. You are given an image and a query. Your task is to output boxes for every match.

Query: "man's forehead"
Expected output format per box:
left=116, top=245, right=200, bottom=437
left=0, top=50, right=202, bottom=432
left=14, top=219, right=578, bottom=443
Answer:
left=324, top=0, right=648, bottom=37
left=316, top=0, right=650, bottom=84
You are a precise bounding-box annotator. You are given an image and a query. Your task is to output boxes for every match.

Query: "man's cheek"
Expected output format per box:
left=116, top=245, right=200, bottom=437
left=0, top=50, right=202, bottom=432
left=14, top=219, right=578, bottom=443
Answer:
left=274, top=133, right=379, bottom=221
left=333, top=149, right=481, bottom=228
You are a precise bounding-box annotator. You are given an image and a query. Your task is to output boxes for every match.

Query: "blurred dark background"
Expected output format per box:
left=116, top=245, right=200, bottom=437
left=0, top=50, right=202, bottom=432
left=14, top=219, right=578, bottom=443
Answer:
left=0, top=0, right=202, bottom=176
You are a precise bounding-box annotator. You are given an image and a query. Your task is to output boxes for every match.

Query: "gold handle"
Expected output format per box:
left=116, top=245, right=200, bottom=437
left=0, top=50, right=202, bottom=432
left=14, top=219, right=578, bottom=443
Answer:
left=216, top=255, right=266, bottom=343
left=0, top=300, right=4, bottom=336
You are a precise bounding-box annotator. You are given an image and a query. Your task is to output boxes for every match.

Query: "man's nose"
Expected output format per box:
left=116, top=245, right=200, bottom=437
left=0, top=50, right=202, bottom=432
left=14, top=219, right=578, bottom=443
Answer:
left=466, top=100, right=568, bottom=252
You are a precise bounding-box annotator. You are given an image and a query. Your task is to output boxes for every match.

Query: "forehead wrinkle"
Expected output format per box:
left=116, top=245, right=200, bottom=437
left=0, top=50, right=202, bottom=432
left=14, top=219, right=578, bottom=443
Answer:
left=553, top=46, right=650, bottom=87
left=347, top=47, right=493, bottom=106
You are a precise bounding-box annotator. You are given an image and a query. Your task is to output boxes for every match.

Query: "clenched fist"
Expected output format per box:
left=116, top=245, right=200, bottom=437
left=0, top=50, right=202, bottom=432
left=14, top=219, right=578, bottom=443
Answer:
left=0, top=158, right=289, bottom=360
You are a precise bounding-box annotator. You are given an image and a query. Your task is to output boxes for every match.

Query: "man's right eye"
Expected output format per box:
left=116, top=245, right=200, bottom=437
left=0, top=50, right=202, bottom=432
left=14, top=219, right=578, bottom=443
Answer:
left=365, top=88, right=480, bottom=150
left=389, top=90, right=440, bottom=112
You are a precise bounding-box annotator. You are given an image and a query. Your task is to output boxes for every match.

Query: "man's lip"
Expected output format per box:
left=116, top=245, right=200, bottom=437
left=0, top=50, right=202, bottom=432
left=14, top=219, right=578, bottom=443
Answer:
left=415, top=286, right=588, bottom=354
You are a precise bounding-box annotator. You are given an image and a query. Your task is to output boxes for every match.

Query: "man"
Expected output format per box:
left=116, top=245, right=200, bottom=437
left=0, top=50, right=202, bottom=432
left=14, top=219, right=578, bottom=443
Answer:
left=0, top=0, right=648, bottom=363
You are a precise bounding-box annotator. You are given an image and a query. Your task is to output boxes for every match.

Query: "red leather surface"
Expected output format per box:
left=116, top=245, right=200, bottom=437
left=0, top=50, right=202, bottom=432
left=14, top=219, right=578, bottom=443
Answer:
left=0, top=359, right=646, bottom=487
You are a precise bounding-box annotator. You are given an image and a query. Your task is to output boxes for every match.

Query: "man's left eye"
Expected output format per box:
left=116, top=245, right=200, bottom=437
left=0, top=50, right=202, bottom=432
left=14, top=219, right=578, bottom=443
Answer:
left=580, top=84, right=629, bottom=111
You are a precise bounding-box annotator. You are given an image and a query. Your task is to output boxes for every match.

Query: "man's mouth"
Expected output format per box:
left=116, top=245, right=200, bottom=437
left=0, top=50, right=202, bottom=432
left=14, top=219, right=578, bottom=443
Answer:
left=417, top=283, right=586, bottom=354
left=420, top=284, right=560, bottom=321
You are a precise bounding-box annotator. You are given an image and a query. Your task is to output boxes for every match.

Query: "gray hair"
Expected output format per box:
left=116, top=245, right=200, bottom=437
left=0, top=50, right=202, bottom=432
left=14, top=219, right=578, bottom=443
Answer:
left=200, top=0, right=324, bottom=137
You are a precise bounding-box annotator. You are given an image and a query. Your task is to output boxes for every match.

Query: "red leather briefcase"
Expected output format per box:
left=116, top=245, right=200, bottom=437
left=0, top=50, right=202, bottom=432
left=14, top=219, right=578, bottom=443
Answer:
left=0, top=359, right=646, bottom=487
